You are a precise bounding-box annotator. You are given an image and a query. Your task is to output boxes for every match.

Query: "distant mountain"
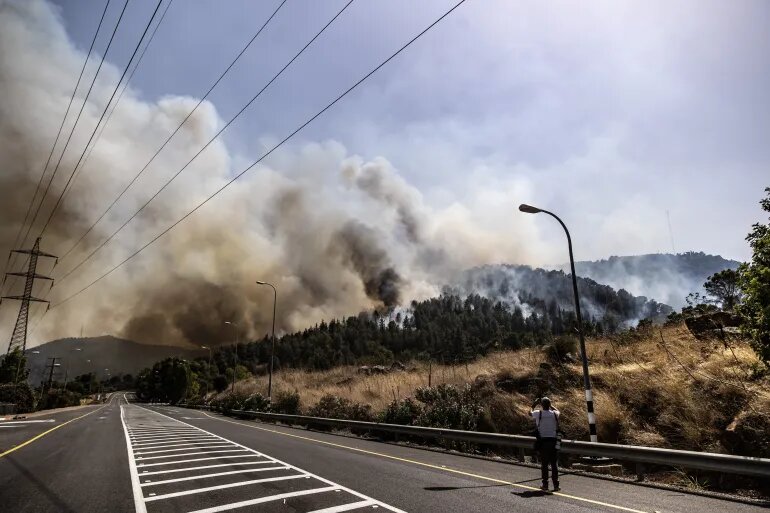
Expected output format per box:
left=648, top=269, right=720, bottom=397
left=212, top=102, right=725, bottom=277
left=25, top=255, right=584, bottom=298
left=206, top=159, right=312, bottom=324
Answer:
left=553, top=252, right=741, bottom=309
left=26, top=336, right=202, bottom=384
left=449, top=264, right=672, bottom=328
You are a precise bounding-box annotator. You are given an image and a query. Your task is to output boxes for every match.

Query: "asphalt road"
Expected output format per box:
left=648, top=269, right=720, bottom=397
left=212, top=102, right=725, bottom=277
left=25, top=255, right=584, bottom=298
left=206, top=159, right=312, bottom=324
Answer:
left=0, top=394, right=766, bottom=513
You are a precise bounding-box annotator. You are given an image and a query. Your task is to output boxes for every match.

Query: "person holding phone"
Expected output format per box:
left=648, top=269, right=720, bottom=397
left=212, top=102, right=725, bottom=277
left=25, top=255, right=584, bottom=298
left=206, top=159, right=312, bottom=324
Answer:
left=531, top=396, right=561, bottom=492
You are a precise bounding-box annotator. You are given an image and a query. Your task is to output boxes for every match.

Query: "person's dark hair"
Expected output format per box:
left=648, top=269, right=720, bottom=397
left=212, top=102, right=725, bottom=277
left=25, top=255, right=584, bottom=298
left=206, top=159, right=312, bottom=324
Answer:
left=541, top=397, right=551, bottom=410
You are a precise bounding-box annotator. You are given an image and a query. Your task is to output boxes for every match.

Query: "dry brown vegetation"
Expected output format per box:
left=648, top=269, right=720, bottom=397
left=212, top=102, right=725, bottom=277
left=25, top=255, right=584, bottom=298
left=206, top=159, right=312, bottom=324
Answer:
left=228, top=323, right=770, bottom=455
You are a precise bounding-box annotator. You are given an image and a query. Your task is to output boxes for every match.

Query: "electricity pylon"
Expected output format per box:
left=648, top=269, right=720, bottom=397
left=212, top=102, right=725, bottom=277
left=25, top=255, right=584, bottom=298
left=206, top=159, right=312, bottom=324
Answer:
left=1, top=237, right=57, bottom=354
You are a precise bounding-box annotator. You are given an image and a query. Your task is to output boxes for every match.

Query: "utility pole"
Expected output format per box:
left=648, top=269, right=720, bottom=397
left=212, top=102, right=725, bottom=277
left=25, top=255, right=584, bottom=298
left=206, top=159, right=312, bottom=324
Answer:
left=1, top=237, right=57, bottom=354
left=44, top=357, right=61, bottom=392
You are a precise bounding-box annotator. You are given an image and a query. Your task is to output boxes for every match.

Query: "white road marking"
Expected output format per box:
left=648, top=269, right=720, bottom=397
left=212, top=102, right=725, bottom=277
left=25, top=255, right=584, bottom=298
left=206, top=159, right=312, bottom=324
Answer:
left=124, top=402, right=405, bottom=512
left=132, top=440, right=223, bottom=449
left=187, top=486, right=339, bottom=513
left=141, top=466, right=289, bottom=486
left=136, top=449, right=247, bottom=461
left=138, top=460, right=275, bottom=476
left=308, top=501, right=378, bottom=513
left=143, top=474, right=307, bottom=501
left=134, top=444, right=234, bottom=455
left=120, top=398, right=148, bottom=513
left=131, top=435, right=217, bottom=443
left=137, top=454, right=260, bottom=467
left=0, top=419, right=55, bottom=425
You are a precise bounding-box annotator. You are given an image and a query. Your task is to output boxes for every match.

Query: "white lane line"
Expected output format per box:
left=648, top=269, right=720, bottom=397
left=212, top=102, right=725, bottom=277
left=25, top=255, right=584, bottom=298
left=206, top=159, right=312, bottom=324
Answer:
left=137, top=454, right=261, bottom=468
left=187, top=486, right=339, bottom=513
left=308, top=501, right=377, bottom=513
left=132, top=440, right=224, bottom=450
left=0, top=419, right=56, bottom=424
left=143, top=474, right=307, bottom=502
left=135, top=444, right=234, bottom=455
left=137, top=405, right=406, bottom=512
left=141, top=466, right=290, bottom=486
left=120, top=397, right=148, bottom=513
left=138, top=460, right=276, bottom=476
left=136, top=449, right=247, bottom=461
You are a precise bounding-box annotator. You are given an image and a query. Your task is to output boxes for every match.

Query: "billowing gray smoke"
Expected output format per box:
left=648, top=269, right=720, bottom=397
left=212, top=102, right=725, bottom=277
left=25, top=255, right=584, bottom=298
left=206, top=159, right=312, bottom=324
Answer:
left=0, top=0, right=538, bottom=348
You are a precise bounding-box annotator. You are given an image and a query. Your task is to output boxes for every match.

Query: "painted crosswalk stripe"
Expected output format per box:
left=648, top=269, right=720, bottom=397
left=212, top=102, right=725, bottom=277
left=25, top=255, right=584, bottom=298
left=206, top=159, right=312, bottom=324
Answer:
left=138, top=460, right=276, bottom=476
left=308, top=501, right=378, bottom=513
left=187, top=486, right=340, bottom=513
left=143, top=474, right=308, bottom=501
left=141, top=466, right=289, bottom=486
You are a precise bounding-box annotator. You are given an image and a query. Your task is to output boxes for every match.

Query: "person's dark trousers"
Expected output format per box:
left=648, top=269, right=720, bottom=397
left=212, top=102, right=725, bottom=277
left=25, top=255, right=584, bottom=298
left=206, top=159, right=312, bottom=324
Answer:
left=538, top=438, right=559, bottom=488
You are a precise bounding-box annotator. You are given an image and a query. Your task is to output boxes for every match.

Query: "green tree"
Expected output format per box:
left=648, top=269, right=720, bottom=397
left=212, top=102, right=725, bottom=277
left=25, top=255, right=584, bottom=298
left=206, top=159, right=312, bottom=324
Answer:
left=0, top=349, right=28, bottom=384
left=704, top=269, right=742, bottom=311
left=738, top=187, right=770, bottom=366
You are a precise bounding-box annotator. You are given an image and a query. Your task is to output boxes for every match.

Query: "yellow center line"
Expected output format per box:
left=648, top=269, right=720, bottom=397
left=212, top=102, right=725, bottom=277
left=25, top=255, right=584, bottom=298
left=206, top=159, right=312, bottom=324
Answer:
left=198, top=410, right=648, bottom=513
left=0, top=397, right=115, bottom=459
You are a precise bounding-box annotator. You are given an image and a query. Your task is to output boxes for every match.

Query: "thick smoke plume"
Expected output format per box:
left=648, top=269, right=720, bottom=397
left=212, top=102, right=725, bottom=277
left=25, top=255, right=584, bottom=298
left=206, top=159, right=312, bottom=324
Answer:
left=0, top=0, right=538, bottom=348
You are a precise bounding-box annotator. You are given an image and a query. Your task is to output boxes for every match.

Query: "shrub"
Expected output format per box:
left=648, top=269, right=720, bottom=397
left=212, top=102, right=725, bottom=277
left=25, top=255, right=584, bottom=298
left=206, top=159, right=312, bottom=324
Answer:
left=213, top=375, right=229, bottom=393
left=0, top=383, right=35, bottom=413
left=273, top=390, right=301, bottom=415
left=544, top=335, right=578, bottom=363
left=379, top=398, right=422, bottom=425
left=243, top=393, right=269, bottom=412
left=309, top=394, right=373, bottom=421
left=414, top=384, right=484, bottom=432
left=38, top=389, right=81, bottom=410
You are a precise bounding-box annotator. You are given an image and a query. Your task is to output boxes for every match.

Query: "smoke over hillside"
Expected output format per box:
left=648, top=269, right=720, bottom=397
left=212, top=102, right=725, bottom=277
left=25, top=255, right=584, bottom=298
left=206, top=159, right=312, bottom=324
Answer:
left=555, top=253, right=741, bottom=309
left=0, top=1, right=539, bottom=348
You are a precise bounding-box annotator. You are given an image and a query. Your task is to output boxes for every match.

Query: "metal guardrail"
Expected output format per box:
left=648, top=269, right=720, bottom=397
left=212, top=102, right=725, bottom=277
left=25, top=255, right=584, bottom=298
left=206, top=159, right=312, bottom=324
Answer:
left=187, top=405, right=770, bottom=479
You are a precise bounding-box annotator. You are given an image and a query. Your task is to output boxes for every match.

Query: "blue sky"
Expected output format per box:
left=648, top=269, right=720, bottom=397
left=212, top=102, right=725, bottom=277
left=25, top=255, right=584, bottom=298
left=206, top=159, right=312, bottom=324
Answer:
left=44, top=0, right=770, bottom=263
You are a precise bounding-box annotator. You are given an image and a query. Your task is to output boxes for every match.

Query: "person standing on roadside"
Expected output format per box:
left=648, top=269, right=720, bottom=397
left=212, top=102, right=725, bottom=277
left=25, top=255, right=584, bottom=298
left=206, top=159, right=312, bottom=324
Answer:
left=531, top=396, right=561, bottom=492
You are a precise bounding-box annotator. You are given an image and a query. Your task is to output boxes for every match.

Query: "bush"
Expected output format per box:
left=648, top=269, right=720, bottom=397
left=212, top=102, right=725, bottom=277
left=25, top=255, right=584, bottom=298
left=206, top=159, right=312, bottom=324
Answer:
left=38, top=389, right=82, bottom=410
left=544, top=335, right=578, bottom=362
left=379, top=398, right=422, bottom=425
left=243, top=393, right=269, bottom=412
left=309, top=394, right=373, bottom=421
left=0, top=383, right=35, bottom=413
left=273, top=390, right=301, bottom=415
left=213, top=375, right=229, bottom=393
left=414, top=384, right=484, bottom=432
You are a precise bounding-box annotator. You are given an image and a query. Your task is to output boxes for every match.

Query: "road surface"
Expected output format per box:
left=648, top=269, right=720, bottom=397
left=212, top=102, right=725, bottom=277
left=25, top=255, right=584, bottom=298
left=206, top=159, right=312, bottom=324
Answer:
left=0, top=393, right=765, bottom=512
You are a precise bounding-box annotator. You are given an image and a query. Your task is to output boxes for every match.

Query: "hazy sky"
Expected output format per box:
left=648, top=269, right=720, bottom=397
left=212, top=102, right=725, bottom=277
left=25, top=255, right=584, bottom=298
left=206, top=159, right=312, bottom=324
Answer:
left=47, top=0, right=770, bottom=263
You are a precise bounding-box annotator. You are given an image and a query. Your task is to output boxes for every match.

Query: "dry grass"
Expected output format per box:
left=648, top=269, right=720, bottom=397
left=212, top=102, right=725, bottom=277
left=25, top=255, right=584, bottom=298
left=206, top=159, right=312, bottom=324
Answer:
left=229, top=323, right=770, bottom=452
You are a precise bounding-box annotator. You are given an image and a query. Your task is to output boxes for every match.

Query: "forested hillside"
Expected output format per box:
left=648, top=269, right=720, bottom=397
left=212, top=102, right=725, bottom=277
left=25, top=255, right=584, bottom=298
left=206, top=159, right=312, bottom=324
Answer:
left=559, top=252, right=740, bottom=308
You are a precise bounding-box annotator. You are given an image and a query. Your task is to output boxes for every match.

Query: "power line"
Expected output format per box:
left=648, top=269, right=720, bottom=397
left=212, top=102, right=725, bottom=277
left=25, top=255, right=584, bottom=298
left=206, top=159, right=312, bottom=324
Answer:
left=0, top=0, right=112, bottom=296
left=58, top=0, right=288, bottom=261
left=21, top=0, right=131, bottom=248
left=55, top=0, right=350, bottom=284
left=38, top=0, right=164, bottom=238
left=50, top=0, right=468, bottom=309
left=65, top=0, right=175, bottom=222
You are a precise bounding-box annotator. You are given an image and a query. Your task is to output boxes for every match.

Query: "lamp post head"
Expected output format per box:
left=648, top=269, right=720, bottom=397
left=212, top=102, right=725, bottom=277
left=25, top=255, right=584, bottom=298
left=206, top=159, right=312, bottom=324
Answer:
left=518, top=204, right=542, bottom=214
left=201, top=345, right=208, bottom=349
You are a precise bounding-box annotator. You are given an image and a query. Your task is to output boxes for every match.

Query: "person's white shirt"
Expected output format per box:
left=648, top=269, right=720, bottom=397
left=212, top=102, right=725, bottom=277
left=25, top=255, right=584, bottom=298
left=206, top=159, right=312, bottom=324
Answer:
left=531, top=408, right=560, bottom=438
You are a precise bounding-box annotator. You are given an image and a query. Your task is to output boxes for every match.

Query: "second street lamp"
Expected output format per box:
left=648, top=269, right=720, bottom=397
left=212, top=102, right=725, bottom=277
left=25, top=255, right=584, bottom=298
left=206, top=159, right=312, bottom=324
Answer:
left=519, top=203, right=598, bottom=442
left=256, top=281, right=277, bottom=403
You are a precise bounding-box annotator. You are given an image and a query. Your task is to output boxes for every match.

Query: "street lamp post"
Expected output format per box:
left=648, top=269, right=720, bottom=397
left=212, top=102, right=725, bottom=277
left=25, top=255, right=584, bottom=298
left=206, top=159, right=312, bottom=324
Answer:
left=256, top=281, right=277, bottom=403
left=201, top=345, right=212, bottom=398
left=519, top=203, right=598, bottom=442
left=224, top=321, right=239, bottom=393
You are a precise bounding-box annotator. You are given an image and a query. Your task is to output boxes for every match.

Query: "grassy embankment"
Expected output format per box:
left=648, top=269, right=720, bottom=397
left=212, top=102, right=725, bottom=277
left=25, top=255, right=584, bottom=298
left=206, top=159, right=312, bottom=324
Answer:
left=226, top=323, right=769, bottom=456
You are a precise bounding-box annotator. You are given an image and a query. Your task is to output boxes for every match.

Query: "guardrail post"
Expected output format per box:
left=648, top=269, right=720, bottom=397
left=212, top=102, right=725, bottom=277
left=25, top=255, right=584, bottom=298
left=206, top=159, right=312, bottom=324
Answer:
left=635, top=462, right=645, bottom=482
left=517, top=447, right=526, bottom=463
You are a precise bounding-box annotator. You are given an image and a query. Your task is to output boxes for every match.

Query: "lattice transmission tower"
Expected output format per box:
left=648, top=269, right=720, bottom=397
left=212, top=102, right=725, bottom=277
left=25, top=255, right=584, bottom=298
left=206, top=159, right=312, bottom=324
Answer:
left=1, top=237, right=57, bottom=354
